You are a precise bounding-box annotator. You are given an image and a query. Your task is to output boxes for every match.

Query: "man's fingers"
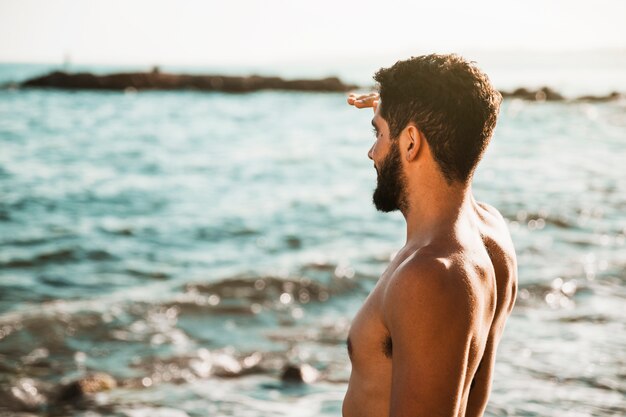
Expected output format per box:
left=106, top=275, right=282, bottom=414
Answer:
left=348, top=92, right=376, bottom=98
left=353, top=100, right=372, bottom=108
left=353, top=96, right=378, bottom=108
left=348, top=92, right=379, bottom=106
left=347, top=94, right=369, bottom=105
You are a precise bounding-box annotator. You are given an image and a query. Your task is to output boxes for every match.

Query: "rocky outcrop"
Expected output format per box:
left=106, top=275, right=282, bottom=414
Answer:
left=575, top=91, right=624, bottom=102
left=56, top=373, right=117, bottom=403
left=500, top=86, right=565, bottom=101
left=0, top=373, right=117, bottom=412
left=15, top=70, right=625, bottom=101
left=20, top=70, right=357, bottom=93
left=500, top=86, right=623, bottom=102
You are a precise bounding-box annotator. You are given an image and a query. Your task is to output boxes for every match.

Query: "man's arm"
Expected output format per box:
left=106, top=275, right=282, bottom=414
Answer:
left=383, top=257, right=477, bottom=417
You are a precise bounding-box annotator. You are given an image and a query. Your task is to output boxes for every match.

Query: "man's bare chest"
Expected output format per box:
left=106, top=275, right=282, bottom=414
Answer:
left=346, top=246, right=426, bottom=366
left=346, top=264, right=399, bottom=367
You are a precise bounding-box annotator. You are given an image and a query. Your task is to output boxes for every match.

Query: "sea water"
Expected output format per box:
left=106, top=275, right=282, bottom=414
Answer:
left=0, top=60, right=625, bottom=416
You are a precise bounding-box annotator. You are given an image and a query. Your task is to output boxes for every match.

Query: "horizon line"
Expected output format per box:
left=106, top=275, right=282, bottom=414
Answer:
left=2, top=47, right=626, bottom=68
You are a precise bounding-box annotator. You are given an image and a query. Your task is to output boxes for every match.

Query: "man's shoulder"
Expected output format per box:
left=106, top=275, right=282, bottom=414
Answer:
left=476, top=200, right=507, bottom=227
left=383, top=252, right=474, bottom=323
left=393, top=250, right=464, bottom=284
left=475, top=200, right=516, bottom=257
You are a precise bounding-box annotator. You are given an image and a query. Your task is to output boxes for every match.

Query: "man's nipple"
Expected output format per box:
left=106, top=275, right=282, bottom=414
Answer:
left=382, top=335, right=393, bottom=358
left=347, top=337, right=353, bottom=358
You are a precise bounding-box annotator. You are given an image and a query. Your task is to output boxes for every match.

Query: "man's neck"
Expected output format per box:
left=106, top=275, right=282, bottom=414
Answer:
left=401, top=180, right=474, bottom=247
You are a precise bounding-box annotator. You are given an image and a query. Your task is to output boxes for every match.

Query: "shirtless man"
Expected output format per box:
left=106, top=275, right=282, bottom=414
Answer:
left=342, top=54, right=517, bottom=417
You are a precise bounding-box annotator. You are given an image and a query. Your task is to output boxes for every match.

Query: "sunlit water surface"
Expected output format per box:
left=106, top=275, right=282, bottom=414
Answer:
left=0, top=64, right=625, bottom=416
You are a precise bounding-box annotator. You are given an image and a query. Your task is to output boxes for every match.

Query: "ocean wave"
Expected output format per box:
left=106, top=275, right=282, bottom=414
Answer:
left=0, top=247, right=115, bottom=269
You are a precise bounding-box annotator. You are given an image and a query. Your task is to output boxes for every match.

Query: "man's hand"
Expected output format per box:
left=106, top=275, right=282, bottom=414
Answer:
left=347, top=92, right=379, bottom=112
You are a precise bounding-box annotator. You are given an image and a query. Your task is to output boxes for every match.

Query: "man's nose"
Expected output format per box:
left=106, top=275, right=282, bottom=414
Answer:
left=367, top=145, right=374, bottom=160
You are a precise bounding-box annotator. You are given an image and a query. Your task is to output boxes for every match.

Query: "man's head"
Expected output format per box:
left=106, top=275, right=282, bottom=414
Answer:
left=373, top=54, right=502, bottom=186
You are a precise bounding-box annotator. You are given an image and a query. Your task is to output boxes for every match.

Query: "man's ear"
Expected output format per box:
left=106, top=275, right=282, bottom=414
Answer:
left=403, top=124, right=423, bottom=162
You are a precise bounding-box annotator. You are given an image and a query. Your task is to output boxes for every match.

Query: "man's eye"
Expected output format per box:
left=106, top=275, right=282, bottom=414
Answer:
left=371, top=127, right=379, bottom=137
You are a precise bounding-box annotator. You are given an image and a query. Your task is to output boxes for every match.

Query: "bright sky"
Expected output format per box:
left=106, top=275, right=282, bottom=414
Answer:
left=0, top=0, right=625, bottom=65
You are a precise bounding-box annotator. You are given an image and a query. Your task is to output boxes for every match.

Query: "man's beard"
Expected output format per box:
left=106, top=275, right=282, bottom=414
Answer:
left=372, top=140, right=409, bottom=213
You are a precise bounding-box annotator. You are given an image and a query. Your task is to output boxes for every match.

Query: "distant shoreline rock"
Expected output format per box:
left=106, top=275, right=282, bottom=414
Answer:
left=499, top=86, right=623, bottom=102
left=12, top=70, right=625, bottom=102
left=500, top=86, right=565, bottom=101
left=19, top=70, right=357, bottom=93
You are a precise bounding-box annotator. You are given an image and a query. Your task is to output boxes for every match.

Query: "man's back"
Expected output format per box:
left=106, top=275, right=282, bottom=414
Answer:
left=342, top=200, right=517, bottom=417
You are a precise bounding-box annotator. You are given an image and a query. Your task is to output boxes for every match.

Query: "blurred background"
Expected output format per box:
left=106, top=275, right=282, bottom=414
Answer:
left=0, top=1, right=625, bottom=416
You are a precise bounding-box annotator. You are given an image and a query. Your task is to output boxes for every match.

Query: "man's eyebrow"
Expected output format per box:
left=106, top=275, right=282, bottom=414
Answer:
left=371, top=119, right=379, bottom=131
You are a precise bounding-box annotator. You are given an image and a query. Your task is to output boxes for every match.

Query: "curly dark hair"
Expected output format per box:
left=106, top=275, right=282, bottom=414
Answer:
left=374, top=54, right=502, bottom=184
